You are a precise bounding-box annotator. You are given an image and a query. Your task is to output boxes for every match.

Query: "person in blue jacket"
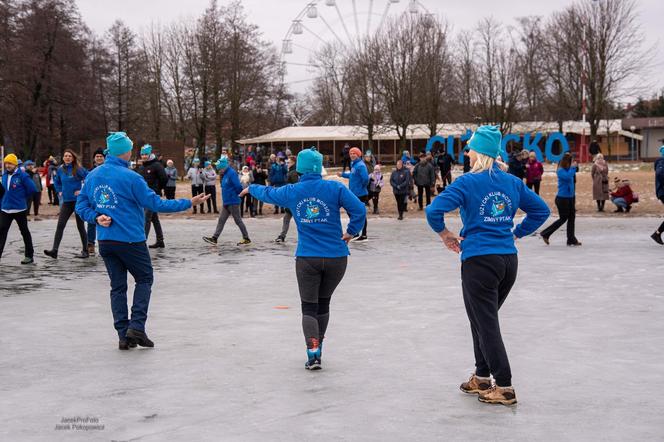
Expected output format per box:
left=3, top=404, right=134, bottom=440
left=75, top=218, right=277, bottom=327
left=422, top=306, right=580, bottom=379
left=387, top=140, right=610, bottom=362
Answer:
left=241, top=147, right=366, bottom=370
left=44, top=149, right=90, bottom=259
left=76, top=132, right=209, bottom=350
left=540, top=152, right=582, bottom=246
left=425, top=125, right=550, bottom=406
left=269, top=156, right=288, bottom=214
left=338, top=147, right=369, bottom=241
left=651, top=144, right=664, bottom=245
left=202, top=156, right=251, bottom=246
left=0, top=153, right=38, bottom=264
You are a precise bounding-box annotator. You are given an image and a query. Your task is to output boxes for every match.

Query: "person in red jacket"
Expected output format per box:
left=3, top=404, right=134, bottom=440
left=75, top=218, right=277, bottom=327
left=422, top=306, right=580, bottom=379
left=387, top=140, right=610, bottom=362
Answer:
left=610, top=178, right=635, bottom=213
left=524, top=152, right=544, bottom=195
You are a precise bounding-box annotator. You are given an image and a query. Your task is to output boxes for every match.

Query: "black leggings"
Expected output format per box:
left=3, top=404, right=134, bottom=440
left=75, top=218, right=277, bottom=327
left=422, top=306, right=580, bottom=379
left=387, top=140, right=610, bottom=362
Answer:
left=296, top=256, right=348, bottom=348
left=526, top=181, right=541, bottom=195
left=204, top=185, right=218, bottom=213
left=417, top=185, right=432, bottom=208
left=191, top=185, right=204, bottom=213
left=359, top=195, right=368, bottom=236
left=52, top=201, right=87, bottom=251
left=144, top=209, right=163, bottom=242
left=0, top=210, right=33, bottom=259
left=658, top=197, right=664, bottom=233
left=461, top=254, right=518, bottom=387
left=369, top=191, right=380, bottom=213
left=540, top=196, right=578, bottom=244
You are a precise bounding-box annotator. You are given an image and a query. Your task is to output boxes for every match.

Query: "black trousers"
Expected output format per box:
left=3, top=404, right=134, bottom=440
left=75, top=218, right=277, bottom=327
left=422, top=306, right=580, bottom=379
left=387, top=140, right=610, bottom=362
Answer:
left=144, top=209, right=163, bottom=242
left=296, top=256, right=348, bottom=348
left=417, top=185, right=432, bottom=209
left=526, top=181, right=541, bottom=195
left=52, top=201, right=87, bottom=251
left=369, top=191, right=380, bottom=213
left=658, top=197, right=664, bottom=233
left=204, top=185, right=218, bottom=213
left=47, top=184, right=58, bottom=205
left=241, top=194, right=253, bottom=216
left=461, top=254, right=518, bottom=387
left=0, top=210, right=34, bottom=259
left=540, top=197, right=578, bottom=244
left=441, top=170, right=452, bottom=189
left=26, top=192, right=41, bottom=215
left=191, top=185, right=204, bottom=213
left=164, top=186, right=176, bottom=200
left=359, top=195, right=368, bottom=236
left=394, top=193, right=407, bottom=217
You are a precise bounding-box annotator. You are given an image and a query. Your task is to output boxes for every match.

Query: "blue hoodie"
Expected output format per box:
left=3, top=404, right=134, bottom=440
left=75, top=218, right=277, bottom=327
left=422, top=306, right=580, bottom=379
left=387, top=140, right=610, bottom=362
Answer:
left=54, top=164, right=88, bottom=202
left=1, top=168, right=38, bottom=212
left=220, top=167, right=242, bottom=206
left=249, top=173, right=366, bottom=257
left=556, top=166, right=577, bottom=198
left=75, top=155, right=191, bottom=243
left=341, top=158, right=369, bottom=197
left=425, top=165, right=550, bottom=261
left=269, top=162, right=288, bottom=186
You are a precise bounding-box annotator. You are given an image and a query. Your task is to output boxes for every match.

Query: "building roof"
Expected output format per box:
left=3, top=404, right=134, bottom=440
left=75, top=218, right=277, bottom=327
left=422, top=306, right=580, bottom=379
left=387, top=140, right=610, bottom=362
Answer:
left=237, top=120, right=642, bottom=144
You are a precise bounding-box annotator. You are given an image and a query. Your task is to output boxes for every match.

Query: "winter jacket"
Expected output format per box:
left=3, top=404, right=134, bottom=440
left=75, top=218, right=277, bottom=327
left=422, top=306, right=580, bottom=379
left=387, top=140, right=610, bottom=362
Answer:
left=249, top=173, right=366, bottom=257
left=525, top=159, right=544, bottom=184
left=26, top=170, right=43, bottom=192
left=369, top=172, right=384, bottom=193
left=426, top=164, right=550, bottom=261
left=1, top=168, right=38, bottom=212
left=54, top=164, right=88, bottom=203
left=437, top=153, right=455, bottom=175
left=165, top=166, right=178, bottom=187
left=220, top=167, right=243, bottom=206
left=139, top=157, right=168, bottom=193
left=413, top=161, right=436, bottom=187
left=341, top=158, right=369, bottom=197
left=253, top=169, right=268, bottom=186
left=269, top=163, right=288, bottom=186
left=186, top=167, right=204, bottom=186
left=75, top=155, right=191, bottom=243
left=390, top=168, right=411, bottom=196
left=287, top=164, right=300, bottom=184
left=508, top=153, right=526, bottom=179
left=591, top=163, right=609, bottom=201
left=556, top=166, right=577, bottom=198
left=239, top=171, right=254, bottom=189
left=202, top=168, right=217, bottom=187
left=611, top=185, right=635, bottom=204
left=655, top=157, right=664, bottom=200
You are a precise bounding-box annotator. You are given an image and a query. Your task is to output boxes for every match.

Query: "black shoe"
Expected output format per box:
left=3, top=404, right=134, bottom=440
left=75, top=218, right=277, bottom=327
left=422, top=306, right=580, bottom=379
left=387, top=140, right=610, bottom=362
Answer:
left=305, top=359, right=322, bottom=370
left=651, top=232, right=664, bottom=245
left=21, top=256, right=34, bottom=265
left=149, top=241, right=165, bottom=249
left=214, top=210, right=219, bottom=214
left=119, top=339, right=130, bottom=350
left=274, top=236, right=285, bottom=243
left=202, top=236, right=217, bottom=245
left=567, top=241, right=583, bottom=247
left=354, top=235, right=368, bottom=242
left=626, top=205, right=632, bottom=213
left=44, top=249, right=58, bottom=259
left=614, top=207, right=624, bottom=213
left=126, top=329, right=154, bottom=348
left=541, top=235, right=550, bottom=245
left=398, top=215, right=403, bottom=220
left=75, top=250, right=90, bottom=259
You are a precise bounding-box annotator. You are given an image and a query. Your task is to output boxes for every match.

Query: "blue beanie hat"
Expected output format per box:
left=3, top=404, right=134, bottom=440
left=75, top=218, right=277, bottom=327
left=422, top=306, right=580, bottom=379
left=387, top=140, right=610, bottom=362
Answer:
left=660, top=145, right=664, bottom=156
left=140, top=144, right=153, bottom=156
left=296, top=147, right=323, bottom=174
left=192, top=157, right=200, bottom=164
left=216, top=156, right=229, bottom=170
left=204, top=160, right=211, bottom=167
left=106, top=132, right=133, bottom=156
left=468, top=125, right=502, bottom=158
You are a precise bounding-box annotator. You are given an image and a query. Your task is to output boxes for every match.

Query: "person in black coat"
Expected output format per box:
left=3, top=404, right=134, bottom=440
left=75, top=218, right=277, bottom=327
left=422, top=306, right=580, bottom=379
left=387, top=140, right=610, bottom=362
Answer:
left=252, top=164, right=268, bottom=216
left=138, top=145, right=168, bottom=248
left=436, top=151, right=456, bottom=191
left=390, top=160, right=411, bottom=220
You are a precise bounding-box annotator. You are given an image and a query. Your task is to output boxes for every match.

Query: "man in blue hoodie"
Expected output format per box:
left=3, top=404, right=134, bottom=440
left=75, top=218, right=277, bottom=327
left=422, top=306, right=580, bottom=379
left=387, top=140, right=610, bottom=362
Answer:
left=338, top=147, right=369, bottom=241
left=0, top=154, right=38, bottom=264
left=269, top=156, right=288, bottom=214
left=425, top=125, right=550, bottom=406
left=241, top=147, right=365, bottom=370
left=76, top=132, right=209, bottom=350
left=202, top=156, right=251, bottom=246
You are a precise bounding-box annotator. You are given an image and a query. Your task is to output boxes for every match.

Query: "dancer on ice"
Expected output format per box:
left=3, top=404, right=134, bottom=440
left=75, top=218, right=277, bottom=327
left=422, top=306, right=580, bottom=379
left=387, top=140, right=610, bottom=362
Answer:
left=651, top=145, right=664, bottom=245
left=202, top=156, right=251, bottom=246
left=425, top=125, right=550, bottom=405
left=76, top=132, right=209, bottom=350
left=540, top=152, right=582, bottom=246
left=241, top=147, right=366, bottom=370
left=0, top=154, right=38, bottom=264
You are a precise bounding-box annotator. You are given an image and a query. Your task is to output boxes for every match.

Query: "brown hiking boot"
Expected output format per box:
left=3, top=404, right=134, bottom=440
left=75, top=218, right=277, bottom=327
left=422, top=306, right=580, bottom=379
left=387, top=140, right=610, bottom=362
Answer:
left=478, top=385, right=517, bottom=406
left=459, top=374, right=492, bottom=395
left=87, top=243, right=95, bottom=255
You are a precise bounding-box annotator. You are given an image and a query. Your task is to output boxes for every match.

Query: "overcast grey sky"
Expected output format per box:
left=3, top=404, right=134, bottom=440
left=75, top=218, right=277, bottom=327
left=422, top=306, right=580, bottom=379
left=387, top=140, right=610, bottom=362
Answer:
left=77, top=0, right=663, bottom=101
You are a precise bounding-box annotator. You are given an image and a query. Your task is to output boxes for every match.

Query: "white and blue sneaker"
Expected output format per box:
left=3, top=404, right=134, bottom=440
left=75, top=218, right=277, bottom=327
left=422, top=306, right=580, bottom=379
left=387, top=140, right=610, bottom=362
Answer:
left=305, top=340, right=322, bottom=370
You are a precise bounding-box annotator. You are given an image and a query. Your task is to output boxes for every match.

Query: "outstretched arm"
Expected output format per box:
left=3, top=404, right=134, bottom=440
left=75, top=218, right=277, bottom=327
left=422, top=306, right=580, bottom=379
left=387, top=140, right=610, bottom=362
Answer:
left=131, top=175, right=192, bottom=213
left=248, top=184, right=292, bottom=208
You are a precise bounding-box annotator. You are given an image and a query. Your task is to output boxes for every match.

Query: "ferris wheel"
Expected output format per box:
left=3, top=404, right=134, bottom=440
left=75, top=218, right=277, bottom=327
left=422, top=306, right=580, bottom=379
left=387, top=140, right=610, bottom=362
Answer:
left=281, top=0, right=431, bottom=123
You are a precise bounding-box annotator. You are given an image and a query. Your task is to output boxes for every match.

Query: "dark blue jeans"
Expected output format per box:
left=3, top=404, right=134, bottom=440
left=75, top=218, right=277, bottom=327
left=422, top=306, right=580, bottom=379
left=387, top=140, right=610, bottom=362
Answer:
left=99, top=241, right=154, bottom=339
